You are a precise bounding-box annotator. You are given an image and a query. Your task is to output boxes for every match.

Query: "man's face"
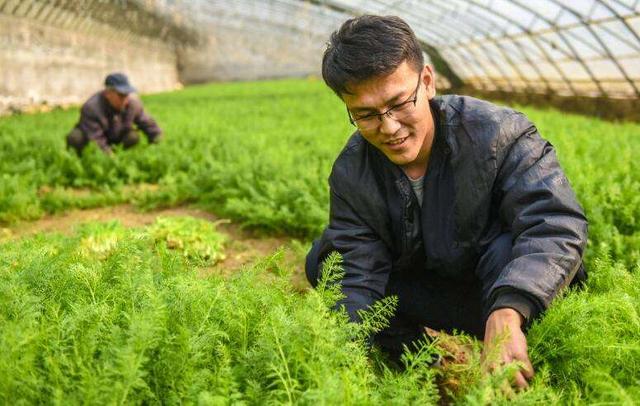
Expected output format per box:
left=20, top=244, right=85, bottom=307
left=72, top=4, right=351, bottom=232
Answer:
left=342, top=61, right=436, bottom=172
left=104, top=89, right=130, bottom=112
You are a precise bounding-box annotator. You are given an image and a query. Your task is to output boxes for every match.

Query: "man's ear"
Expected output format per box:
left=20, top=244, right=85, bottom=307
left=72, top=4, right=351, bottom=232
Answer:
left=422, top=65, right=437, bottom=100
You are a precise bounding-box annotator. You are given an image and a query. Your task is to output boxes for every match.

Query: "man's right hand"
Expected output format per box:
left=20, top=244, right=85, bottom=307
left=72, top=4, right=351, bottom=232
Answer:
left=482, top=308, right=534, bottom=389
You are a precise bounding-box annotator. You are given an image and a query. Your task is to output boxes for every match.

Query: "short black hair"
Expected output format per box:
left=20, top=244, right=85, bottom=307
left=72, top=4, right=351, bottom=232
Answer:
left=322, top=15, right=424, bottom=97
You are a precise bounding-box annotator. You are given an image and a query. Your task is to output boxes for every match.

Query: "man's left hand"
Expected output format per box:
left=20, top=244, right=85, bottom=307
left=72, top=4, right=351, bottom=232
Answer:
left=482, top=308, right=534, bottom=389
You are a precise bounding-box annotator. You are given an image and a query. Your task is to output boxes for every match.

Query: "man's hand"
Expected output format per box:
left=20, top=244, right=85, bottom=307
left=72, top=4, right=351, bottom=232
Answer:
left=149, top=132, right=163, bottom=144
left=482, top=308, right=533, bottom=389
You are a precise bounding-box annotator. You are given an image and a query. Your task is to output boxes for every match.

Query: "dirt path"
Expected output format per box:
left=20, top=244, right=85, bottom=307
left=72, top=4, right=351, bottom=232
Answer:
left=2, top=204, right=309, bottom=289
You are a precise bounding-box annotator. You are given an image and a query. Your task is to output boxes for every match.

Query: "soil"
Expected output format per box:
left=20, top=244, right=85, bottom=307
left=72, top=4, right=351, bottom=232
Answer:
left=2, top=204, right=309, bottom=289
left=425, top=327, right=482, bottom=404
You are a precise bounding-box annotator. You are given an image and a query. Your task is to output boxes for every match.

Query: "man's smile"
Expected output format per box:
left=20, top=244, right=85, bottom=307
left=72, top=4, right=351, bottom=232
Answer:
left=383, top=135, right=410, bottom=151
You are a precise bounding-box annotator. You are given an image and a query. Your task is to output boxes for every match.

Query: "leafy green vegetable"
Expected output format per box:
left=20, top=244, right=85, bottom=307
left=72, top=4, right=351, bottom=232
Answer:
left=148, top=216, right=226, bottom=265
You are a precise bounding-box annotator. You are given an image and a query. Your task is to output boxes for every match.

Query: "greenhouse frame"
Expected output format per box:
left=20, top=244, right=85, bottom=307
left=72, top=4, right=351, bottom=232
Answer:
left=1, top=0, right=638, bottom=118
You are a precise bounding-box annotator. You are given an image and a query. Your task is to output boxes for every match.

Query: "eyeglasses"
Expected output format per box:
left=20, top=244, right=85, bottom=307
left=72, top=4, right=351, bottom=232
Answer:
left=348, top=74, right=421, bottom=132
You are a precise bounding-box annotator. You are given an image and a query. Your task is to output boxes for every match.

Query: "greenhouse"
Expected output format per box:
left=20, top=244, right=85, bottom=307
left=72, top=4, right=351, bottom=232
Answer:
left=0, top=1, right=639, bottom=404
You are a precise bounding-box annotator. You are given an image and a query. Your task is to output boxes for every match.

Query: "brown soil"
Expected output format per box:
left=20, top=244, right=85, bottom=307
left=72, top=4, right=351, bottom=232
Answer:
left=3, top=204, right=309, bottom=288
left=425, top=327, right=481, bottom=404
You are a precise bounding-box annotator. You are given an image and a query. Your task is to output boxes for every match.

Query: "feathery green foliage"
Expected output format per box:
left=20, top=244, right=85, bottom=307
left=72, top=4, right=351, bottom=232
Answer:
left=0, top=79, right=343, bottom=236
left=0, top=223, right=443, bottom=404
left=0, top=79, right=639, bottom=403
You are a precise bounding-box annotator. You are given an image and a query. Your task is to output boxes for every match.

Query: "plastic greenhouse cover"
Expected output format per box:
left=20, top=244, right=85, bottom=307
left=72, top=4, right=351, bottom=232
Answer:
left=156, top=0, right=638, bottom=97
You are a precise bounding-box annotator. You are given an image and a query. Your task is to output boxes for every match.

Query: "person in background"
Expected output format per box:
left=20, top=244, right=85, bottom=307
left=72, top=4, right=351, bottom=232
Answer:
left=305, top=15, right=587, bottom=389
left=66, top=72, right=162, bottom=155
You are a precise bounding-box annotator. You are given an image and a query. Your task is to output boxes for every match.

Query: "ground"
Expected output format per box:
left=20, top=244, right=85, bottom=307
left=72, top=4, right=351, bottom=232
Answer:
left=1, top=204, right=309, bottom=289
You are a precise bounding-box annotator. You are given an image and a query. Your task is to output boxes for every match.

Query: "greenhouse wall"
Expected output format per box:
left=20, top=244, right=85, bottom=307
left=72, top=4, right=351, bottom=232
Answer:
left=178, top=23, right=323, bottom=83
left=0, top=3, right=183, bottom=115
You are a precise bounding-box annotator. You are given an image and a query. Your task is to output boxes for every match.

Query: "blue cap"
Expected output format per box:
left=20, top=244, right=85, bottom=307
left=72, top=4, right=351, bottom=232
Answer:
left=104, top=72, right=136, bottom=94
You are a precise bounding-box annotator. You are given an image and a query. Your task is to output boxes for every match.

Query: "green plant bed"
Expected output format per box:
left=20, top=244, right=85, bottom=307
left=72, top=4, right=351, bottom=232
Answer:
left=1, top=79, right=639, bottom=403
left=0, top=79, right=639, bottom=251
left=0, top=222, right=444, bottom=404
left=1, top=219, right=639, bottom=404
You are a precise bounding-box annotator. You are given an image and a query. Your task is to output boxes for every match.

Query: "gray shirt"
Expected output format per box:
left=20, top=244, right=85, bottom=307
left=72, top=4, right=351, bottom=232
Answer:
left=409, top=176, right=424, bottom=207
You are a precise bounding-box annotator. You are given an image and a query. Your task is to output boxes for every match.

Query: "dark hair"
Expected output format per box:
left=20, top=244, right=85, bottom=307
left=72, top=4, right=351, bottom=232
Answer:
left=322, top=15, right=424, bottom=96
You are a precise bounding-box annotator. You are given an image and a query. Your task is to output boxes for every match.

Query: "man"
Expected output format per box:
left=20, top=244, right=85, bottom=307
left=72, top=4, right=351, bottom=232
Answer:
left=306, top=15, right=587, bottom=388
left=66, top=73, right=162, bottom=155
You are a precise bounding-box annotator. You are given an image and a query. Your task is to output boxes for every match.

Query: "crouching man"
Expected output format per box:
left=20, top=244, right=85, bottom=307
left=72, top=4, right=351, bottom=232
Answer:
left=66, top=73, right=162, bottom=155
left=306, top=15, right=587, bottom=388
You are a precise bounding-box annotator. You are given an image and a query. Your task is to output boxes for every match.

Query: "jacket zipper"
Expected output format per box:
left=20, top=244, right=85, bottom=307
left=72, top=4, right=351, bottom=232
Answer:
left=396, top=177, right=414, bottom=254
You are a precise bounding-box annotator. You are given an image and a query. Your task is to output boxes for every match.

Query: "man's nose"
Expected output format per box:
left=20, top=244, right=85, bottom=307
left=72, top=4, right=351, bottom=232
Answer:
left=379, top=112, right=401, bottom=135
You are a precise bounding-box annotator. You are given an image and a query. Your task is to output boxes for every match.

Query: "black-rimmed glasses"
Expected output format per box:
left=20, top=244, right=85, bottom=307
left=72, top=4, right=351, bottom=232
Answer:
left=348, top=74, right=421, bottom=131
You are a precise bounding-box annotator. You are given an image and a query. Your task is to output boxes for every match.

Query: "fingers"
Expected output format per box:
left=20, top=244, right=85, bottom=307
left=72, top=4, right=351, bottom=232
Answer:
left=513, top=371, right=529, bottom=389
left=511, top=344, right=534, bottom=380
left=520, top=356, right=534, bottom=380
left=481, top=334, right=535, bottom=390
left=483, top=350, right=534, bottom=390
left=509, top=349, right=534, bottom=387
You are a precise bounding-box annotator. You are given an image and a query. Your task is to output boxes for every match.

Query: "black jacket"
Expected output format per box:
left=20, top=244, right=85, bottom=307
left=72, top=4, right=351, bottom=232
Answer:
left=76, top=92, right=162, bottom=152
left=312, top=95, right=587, bottom=324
